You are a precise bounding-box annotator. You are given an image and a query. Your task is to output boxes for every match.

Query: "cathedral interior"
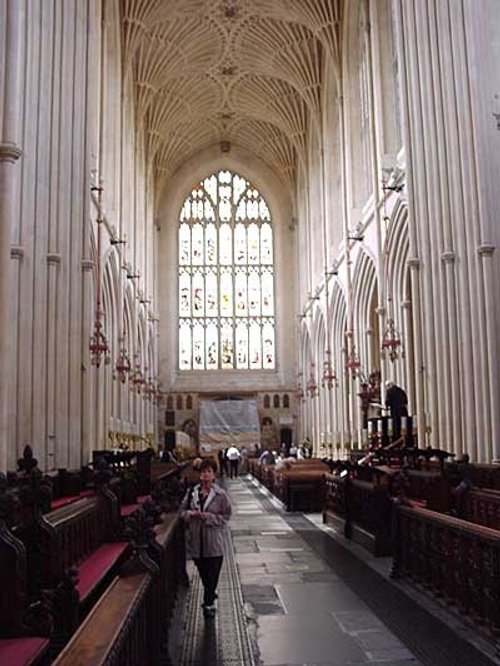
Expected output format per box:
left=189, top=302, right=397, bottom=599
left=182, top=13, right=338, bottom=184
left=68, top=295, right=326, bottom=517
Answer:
left=1, top=1, right=500, bottom=664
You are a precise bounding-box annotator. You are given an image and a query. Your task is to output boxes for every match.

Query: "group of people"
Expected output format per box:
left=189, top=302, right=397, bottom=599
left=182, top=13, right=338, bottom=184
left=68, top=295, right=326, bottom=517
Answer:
left=258, top=442, right=311, bottom=467
left=217, top=444, right=248, bottom=478
left=180, top=382, right=409, bottom=621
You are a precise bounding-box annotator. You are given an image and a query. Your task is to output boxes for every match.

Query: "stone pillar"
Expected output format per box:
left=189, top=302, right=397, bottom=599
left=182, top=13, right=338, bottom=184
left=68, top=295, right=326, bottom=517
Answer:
left=393, top=0, right=499, bottom=458
left=81, top=258, right=95, bottom=465
left=0, top=0, right=24, bottom=470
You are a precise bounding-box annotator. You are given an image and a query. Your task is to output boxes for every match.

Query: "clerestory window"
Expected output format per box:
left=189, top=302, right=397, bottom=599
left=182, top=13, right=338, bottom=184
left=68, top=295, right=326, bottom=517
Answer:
left=178, top=170, right=275, bottom=371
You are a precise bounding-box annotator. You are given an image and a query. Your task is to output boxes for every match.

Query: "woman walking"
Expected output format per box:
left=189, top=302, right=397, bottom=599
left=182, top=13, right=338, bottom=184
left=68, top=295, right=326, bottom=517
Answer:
left=181, top=458, right=232, bottom=617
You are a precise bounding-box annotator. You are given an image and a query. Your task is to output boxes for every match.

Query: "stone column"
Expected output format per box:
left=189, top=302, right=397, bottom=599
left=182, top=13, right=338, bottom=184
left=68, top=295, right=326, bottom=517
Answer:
left=81, top=258, right=95, bottom=465
left=0, top=0, right=24, bottom=470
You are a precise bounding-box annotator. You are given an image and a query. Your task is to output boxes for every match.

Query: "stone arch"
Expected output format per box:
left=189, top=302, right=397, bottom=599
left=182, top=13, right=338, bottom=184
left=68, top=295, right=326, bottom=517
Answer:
left=384, top=200, right=414, bottom=406
left=351, top=249, right=378, bottom=372
left=157, top=146, right=296, bottom=395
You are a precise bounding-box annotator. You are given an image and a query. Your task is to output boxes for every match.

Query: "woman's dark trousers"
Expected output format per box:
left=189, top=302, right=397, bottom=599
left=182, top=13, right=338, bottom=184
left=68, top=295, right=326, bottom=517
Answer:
left=194, top=556, right=223, bottom=606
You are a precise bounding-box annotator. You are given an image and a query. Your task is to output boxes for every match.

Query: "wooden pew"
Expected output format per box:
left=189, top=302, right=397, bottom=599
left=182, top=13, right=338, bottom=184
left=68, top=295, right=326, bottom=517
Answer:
left=1, top=452, right=187, bottom=663
left=4, top=474, right=130, bottom=657
left=0, top=481, right=52, bottom=666
left=248, top=459, right=330, bottom=512
left=43, top=494, right=129, bottom=610
left=46, top=467, right=96, bottom=511
left=52, top=572, right=154, bottom=666
left=274, top=461, right=330, bottom=512
left=93, top=449, right=155, bottom=498
left=53, top=512, right=186, bottom=666
left=450, top=462, right=500, bottom=491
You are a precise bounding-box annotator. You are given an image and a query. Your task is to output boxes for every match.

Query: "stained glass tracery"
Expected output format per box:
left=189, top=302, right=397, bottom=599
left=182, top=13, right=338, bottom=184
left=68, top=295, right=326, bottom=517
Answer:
left=178, top=170, right=275, bottom=370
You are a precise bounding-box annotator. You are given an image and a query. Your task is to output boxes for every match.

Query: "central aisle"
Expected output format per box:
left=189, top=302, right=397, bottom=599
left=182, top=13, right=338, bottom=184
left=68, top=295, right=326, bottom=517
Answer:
left=174, top=475, right=497, bottom=666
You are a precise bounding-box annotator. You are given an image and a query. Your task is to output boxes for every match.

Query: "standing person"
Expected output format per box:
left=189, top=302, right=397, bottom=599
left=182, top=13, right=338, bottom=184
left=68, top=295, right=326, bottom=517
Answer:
left=217, top=447, right=227, bottom=477
left=240, top=445, right=248, bottom=474
left=181, top=458, right=231, bottom=618
left=226, top=444, right=241, bottom=478
left=220, top=447, right=229, bottom=477
left=385, top=381, right=408, bottom=440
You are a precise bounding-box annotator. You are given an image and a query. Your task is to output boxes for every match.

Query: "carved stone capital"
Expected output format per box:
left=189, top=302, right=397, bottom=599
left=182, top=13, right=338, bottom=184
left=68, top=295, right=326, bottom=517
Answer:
left=0, top=142, right=22, bottom=163
left=46, top=253, right=61, bottom=265
left=10, top=245, right=24, bottom=259
left=477, top=244, right=496, bottom=257
left=407, top=257, right=420, bottom=270
left=81, top=259, right=94, bottom=272
left=441, top=250, right=455, bottom=264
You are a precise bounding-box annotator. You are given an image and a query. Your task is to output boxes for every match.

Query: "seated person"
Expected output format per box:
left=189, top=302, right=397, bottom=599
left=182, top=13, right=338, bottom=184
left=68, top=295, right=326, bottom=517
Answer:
left=259, top=449, right=275, bottom=465
left=450, top=453, right=471, bottom=517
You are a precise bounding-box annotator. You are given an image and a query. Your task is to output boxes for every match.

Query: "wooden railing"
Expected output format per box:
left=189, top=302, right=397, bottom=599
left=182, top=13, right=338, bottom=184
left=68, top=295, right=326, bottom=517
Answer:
left=323, top=475, right=393, bottom=555
left=392, top=503, right=500, bottom=633
left=462, top=487, right=500, bottom=530
left=324, top=474, right=347, bottom=518
left=350, top=480, right=392, bottom=540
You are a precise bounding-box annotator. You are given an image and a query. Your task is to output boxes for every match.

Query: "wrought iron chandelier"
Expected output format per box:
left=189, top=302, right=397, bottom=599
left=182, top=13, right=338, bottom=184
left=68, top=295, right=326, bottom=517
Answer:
left=115, top=342, right=131, bottom=383
left=89, top=180, right=109, bottom=367
left=144, top=377, right=157, bottom=402
left=307, top=363, right=318, bottom=398
left=381, top=318, right=402, bottom=362
left=130, top=353, right=145, bottom=393
left=322, top=349, right=337, bottom=389
left=296, top=373, right=305, bottom=402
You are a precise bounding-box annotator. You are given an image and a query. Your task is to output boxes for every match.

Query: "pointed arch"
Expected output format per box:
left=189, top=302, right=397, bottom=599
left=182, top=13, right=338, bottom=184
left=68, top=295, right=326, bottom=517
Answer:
left=384, top=200, right=414, bottom=399
left=351, top=249, right=379, bottom=371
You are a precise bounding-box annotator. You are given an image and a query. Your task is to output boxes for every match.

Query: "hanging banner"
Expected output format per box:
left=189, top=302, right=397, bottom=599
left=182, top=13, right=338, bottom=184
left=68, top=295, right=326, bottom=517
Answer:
left=199, top=400, right=260, bottom=452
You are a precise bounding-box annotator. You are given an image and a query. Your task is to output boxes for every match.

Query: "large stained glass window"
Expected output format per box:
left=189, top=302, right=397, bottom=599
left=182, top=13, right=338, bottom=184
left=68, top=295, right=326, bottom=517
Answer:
left=178, top=170, right=275, bottom=370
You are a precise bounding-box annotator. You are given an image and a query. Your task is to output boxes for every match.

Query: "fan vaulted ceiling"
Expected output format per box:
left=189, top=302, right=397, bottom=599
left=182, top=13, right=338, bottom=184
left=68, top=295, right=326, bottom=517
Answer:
left=121, top=0, right=343, bottom=193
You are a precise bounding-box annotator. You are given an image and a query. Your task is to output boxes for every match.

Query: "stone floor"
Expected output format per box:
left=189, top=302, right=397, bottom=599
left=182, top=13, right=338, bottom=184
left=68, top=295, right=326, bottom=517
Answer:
left=169, top=475, right=500, bottom=666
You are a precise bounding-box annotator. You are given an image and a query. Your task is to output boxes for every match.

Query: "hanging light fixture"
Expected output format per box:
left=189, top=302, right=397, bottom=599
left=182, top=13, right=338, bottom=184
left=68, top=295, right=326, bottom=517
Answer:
left=130, top=353, right=145, bottom=393
left=115, top=340, right=131, bottom=383
left=380, top=176, right=403, bottom=364
left=345, top=331, right=361, bottom=378
left=89, top=319, right=109, bottom=367
left=89, top=180, right=110, bottom=367
left=307, top=363, right=319, bottom=398
left=144, top=376, right=157, bottom=402
left=381, top=318, right=402, bottom=362
left=322, top=349, right=337, bottom=389
left=345, top=348, right=361, bottom=377
left=152, top=378, right=161, bottom=405
left=296, top=372, right=305, bottom=402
